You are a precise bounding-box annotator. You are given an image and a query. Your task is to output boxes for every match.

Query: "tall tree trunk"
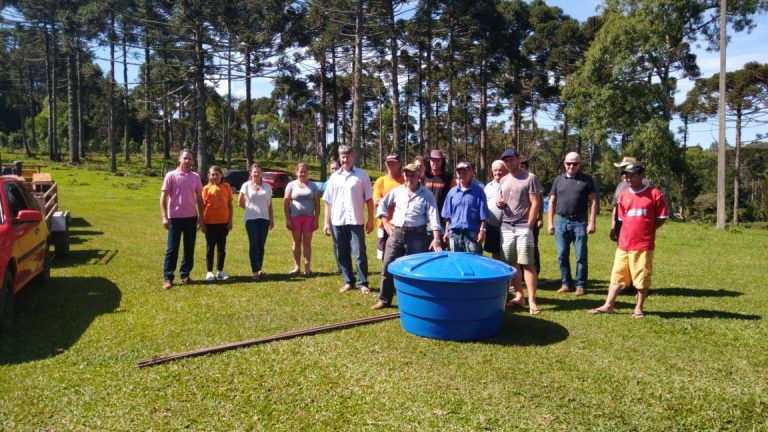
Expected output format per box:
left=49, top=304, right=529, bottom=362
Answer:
left=446, top=19, right=454, bottom=162
left=478, top=56, right=488, bottom=180
left=378, top=94, right=383, bottom=171
left=123, top=28, right=130, bottom=162
left=388, top=0, right=400, bottom=153
left=417, top=42, right=424, bottom=154
left=319, top=48, right=328, bottom=180
left=77, top=49, right=85, bottom=158
left=162, top=53, right=171, bottom=160
left=225, top=36, right=233, bottom=169
left=351, top=0, right=364, bottom=157
left=194, top=26, right=208, bottom=178
left=28, top=65, right=37, bottom=154
left=733, top=110, right=742, bottom=225
left=331, top=43, right=339, bottom=157
left=424, top=16, right=433, bottom=151
left=45, top=24, right=56, bottom=160
left=16, top=55, right=32, bottom=157
left=108, top=13, right=116, bottom=171
left=144, top=26, right=152, bottom=169
left=245, top=47, right=254, bottom=167
left=67, top=48, right=80, bottom=164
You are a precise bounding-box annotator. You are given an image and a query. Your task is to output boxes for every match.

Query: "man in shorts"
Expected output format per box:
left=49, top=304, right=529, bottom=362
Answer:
left=497, top=149, right=542, bottom=315
left=589, top=161, right=668, bottom=318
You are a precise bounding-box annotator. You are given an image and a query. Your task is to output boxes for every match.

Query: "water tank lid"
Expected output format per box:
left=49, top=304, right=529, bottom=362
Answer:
left=388, top=251, right=515, bottom=283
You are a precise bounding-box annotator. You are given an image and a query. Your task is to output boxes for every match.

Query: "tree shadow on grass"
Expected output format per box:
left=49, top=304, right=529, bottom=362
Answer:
left=484, top=313, right=569, bottom=346
left=647, top=287, right=742, bottom=297
left=651, top=310, right=761, bottom=320
left=0, top=276, right=121, bottom=364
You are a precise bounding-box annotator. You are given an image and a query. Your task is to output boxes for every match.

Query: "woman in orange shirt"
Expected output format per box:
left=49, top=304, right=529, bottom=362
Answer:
left=202, top=166, right=233, bottom=281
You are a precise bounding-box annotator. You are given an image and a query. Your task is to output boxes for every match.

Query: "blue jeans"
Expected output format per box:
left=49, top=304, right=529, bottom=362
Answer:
left=164, top=217, right=198, bottom=281
left=555, top=216, right=588, bottom=288
left=245, top=219, right=270, bottom=273
left=449, top=229, right=483, bottom=254
left=379, top=228, right=426, bottom=304
left=332, top=224, right=368, bottom=287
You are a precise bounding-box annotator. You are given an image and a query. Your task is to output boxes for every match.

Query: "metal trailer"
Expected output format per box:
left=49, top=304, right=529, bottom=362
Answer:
left=28, top=172, right=70, bottom=257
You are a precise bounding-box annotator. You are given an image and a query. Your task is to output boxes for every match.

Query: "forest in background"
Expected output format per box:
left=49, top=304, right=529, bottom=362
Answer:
left=0, top=0, right=766, bottom=222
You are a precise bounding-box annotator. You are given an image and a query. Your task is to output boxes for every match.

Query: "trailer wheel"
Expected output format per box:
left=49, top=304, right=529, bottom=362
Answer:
left=53, top=230, right=69, bottom=258
left=0, top=272, right=14, bottom=330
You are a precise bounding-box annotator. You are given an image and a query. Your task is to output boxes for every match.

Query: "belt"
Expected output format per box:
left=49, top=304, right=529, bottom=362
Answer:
left=394, top=225, right=426, bottom=233
left=558, top=214, right=584, bottom=220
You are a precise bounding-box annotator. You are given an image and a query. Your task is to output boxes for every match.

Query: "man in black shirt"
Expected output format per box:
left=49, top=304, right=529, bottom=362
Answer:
left=547, top=152, right=598, bottom=296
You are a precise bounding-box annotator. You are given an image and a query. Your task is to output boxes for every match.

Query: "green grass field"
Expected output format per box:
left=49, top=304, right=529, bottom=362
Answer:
left=1, top=162, right=767, bottom=431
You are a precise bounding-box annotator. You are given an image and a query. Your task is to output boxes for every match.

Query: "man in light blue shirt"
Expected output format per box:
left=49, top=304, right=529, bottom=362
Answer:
left=371, top=163, right=442, bottom=310
left=323, top=146, right=374, bottom=293
left=441, top=161, right=489, bottom=254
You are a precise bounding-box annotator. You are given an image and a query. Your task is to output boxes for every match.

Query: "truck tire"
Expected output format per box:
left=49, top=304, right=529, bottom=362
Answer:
left=0, top=272, right=14, bottom=330
left=53, top=230, right=70, bottom=258
left=34, top=251, right=51, bottom=283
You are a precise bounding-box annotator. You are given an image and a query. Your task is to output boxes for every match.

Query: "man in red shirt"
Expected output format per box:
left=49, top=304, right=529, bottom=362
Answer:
left=589, top=161, right=667, bottom=318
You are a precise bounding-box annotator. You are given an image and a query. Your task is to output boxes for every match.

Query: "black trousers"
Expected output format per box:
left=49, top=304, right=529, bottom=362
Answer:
left=205, top=223, right=229, bottom=272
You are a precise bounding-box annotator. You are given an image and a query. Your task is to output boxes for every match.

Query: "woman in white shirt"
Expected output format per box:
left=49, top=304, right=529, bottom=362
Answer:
left=238, top=164, right=274, bottom=280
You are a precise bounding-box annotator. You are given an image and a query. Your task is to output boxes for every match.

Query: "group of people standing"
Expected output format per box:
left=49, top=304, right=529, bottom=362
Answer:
left=161, top=145, right=667, bottom=318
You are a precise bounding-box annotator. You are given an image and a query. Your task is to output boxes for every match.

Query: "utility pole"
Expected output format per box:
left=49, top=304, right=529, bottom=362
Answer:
left=716, top=0, right=727, bottom=229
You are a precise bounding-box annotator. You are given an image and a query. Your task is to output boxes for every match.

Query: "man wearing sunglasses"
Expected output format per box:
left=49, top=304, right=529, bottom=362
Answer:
left=547, top=152, right=598, bottom=297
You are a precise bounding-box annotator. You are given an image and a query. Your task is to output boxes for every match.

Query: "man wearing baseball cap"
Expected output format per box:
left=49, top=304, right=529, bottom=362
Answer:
left=441, top=161, right=489, bottom=253
left=371, top=163, right=443, bottom=310
left=590, top=160, right=668, bottom=318
left=497, top=148, right=542, bottom=315
left=372, top=151, right=405, bottom=260
left=609, top=156, right=650, bottom=295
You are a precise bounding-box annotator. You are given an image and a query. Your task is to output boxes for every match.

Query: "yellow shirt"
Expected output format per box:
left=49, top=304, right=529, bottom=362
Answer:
left=372, top=174, right=405, bottom=227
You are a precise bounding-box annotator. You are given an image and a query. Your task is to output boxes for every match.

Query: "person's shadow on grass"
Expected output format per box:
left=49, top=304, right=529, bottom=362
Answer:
left=0, top=276, right=121, bottom=364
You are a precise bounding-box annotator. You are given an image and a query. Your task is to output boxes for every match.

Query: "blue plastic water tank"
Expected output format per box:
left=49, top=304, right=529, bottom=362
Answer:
left=388, top=252, right=516, bottom=341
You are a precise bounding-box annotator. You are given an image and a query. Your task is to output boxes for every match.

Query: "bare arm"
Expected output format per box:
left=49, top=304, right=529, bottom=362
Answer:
left=160, top=191, right=170, bottom=229
left=365, top=198, right=375, bottom=234
left=587, top=192, right=598, bottom=234
left=323, top=202, right=332, bottom=236
left=528, top=193, right=541, bottom=229
left=547, top=194, right=556, bottom=235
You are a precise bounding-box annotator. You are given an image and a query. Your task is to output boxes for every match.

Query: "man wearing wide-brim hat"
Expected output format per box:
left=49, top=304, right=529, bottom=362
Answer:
left=590, top=159, right=668, bottom=318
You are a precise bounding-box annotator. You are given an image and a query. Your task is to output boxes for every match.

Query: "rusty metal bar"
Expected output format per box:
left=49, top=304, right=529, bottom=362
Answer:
left=137, top=312, right=401, bottom=368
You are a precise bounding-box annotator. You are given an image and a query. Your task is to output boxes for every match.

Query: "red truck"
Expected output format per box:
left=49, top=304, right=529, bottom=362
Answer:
left=0, top=174, right=62, bottom=329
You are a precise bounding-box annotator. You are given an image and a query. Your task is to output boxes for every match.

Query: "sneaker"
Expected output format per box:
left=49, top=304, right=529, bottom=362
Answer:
left=339, top=283, right=353, bottom=293
left=205, top=272, right=216, bottom=282
left=216, top=271, right=229, bottom=280
left=162, top=280, right=173, bottom=290
left=359, top=285, right=371, bottom=294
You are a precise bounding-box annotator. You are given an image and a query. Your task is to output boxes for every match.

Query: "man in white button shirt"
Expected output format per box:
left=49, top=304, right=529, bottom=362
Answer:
left=323, top=146, right=375, bottom=293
